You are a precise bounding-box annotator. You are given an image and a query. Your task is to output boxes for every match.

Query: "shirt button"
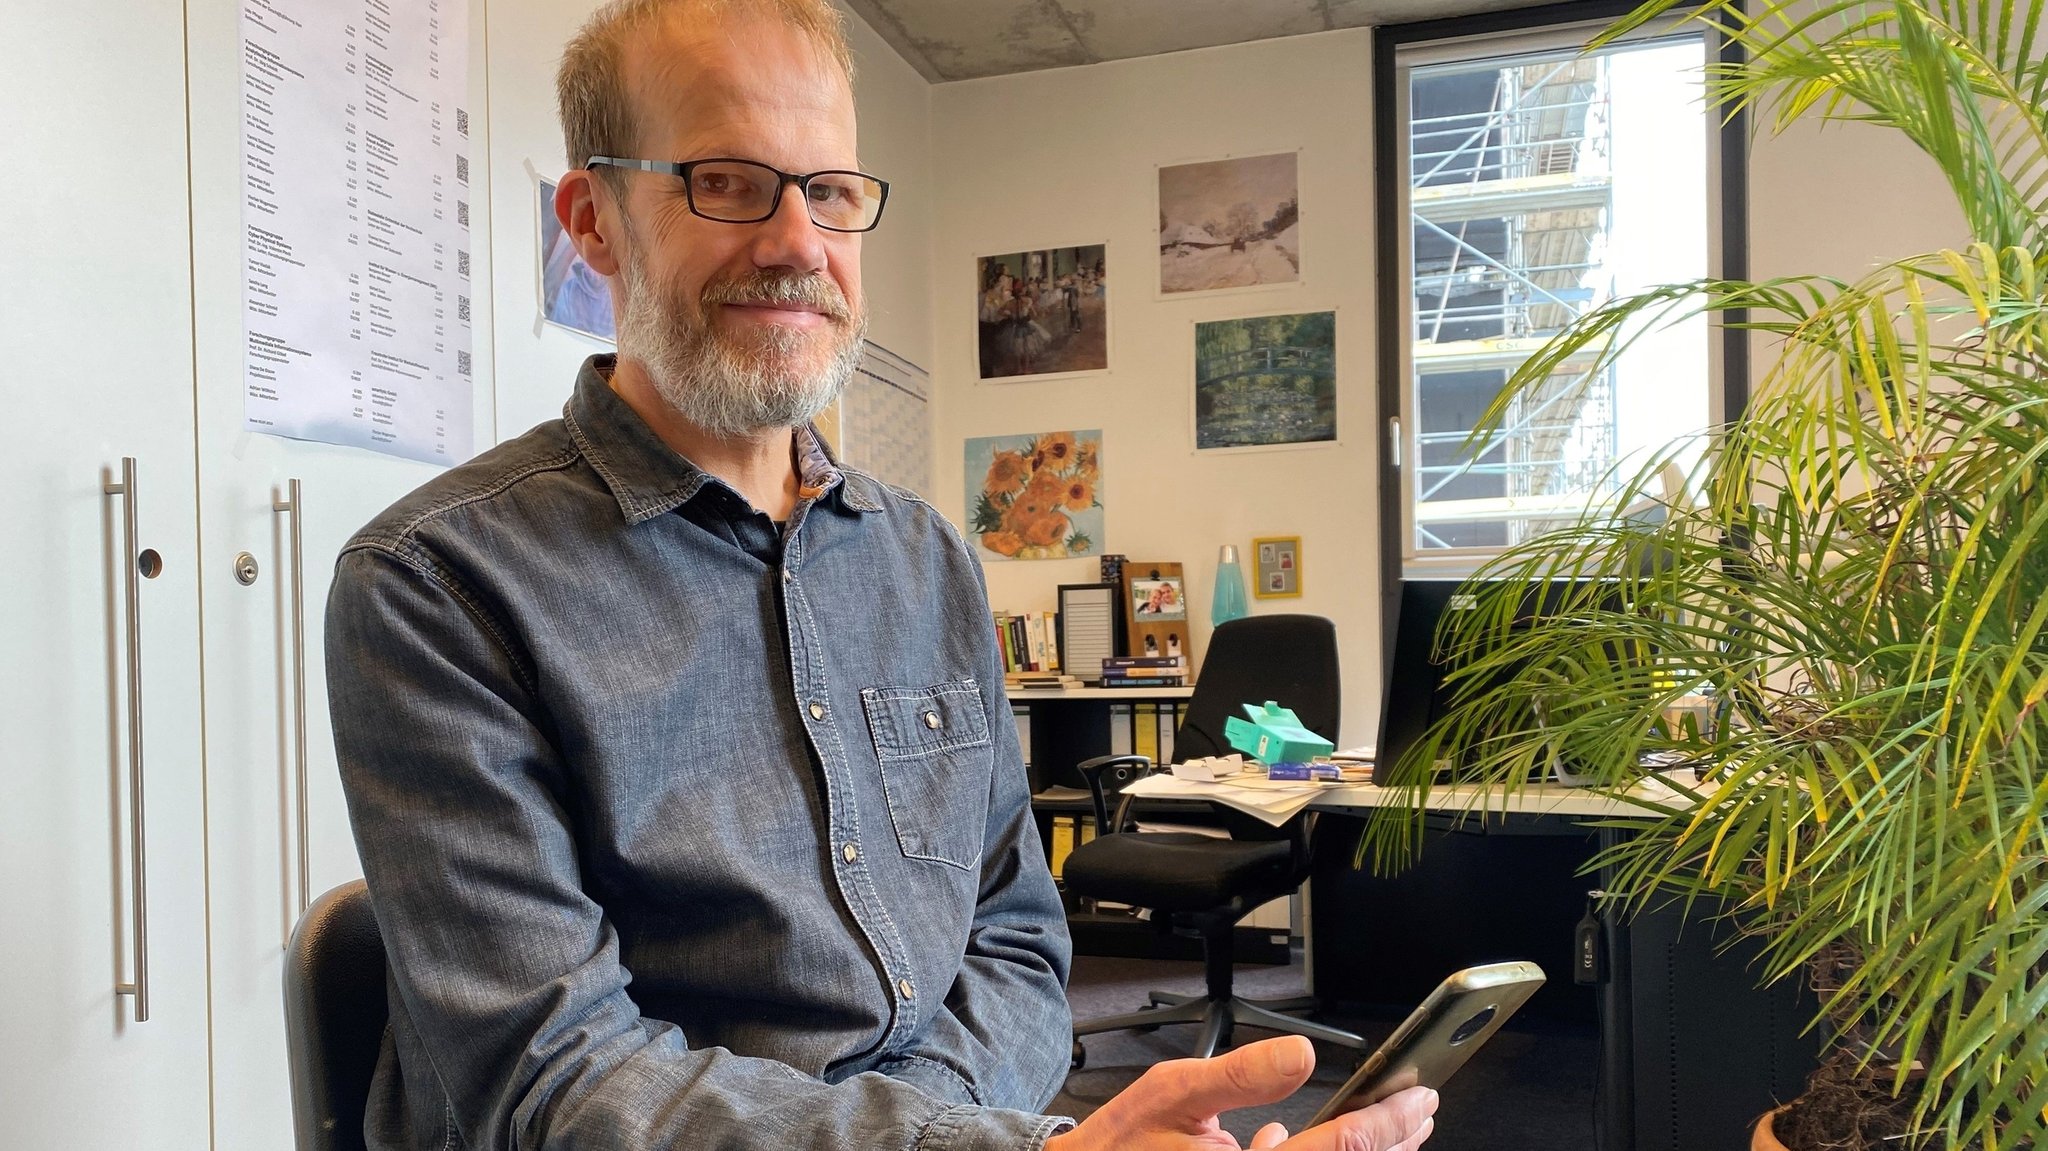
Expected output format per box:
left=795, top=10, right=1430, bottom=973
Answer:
left=897, top=978, right=915, bottom=999
left=809, top=701, right=826, bottom=720
left=923, top=711, right=941, bottom=730
left=842, top=842, right=858, bottom=864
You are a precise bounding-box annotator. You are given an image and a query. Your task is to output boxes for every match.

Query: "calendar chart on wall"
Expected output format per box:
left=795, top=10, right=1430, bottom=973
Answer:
left=239, top=0, right=472, bottom=463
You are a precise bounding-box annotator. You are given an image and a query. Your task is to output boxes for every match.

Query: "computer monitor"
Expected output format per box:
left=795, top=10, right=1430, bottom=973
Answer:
left=1374, top=578, right=1617, bottom=786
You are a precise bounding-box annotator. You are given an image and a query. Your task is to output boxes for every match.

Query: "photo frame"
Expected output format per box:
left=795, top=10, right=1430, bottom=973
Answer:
left=1057, top=583, right=1120, bottom=684
left=1129, top=575, right=1188, bottom=621
left=1120, top=560, right=1189, bottom=663
left=1253, top=535, right=1303, bottom=599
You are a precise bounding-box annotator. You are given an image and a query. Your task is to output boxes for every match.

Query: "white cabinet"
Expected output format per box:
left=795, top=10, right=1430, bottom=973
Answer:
left=2, top=1, right=496, bottom=1145
left=182, top=3, right=499, bottom=1148
left=0, top=1, right=214, bottom=1147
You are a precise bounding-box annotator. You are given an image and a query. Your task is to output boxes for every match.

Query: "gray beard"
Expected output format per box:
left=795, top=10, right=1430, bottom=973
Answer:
left=615, top=252, right=866, bottom=440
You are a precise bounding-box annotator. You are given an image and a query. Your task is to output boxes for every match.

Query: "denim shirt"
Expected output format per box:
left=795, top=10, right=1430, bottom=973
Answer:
left=326, top=355, right=1074, bottom=1151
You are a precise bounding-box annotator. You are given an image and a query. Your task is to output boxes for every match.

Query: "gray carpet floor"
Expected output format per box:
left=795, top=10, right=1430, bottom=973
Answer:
left=1055, top=954, right=1598, bottom=1149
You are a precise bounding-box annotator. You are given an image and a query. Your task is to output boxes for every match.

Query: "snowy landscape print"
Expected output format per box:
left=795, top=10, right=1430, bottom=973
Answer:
left=1158, top=152, right=1300, bottom=295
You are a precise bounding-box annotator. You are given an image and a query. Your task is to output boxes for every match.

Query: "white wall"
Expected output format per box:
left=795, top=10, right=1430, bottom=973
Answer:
left=1749, top=115, right=1967, bottom=281
left=484, top=0, right=933, bottom=439
left=924, top=26, right=1966, bottom=751
left=931, top=31, right=1384, bottom=746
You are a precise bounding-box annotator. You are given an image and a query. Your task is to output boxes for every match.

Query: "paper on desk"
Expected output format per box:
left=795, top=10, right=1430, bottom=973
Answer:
left=1122, top=773, right=1322, bottom=826
left=1034, top=785, right=1093, bottom=802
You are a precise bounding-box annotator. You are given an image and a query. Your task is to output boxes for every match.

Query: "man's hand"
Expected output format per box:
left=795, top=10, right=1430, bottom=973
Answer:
left=1044, top=1035, right=1438, bottom=1151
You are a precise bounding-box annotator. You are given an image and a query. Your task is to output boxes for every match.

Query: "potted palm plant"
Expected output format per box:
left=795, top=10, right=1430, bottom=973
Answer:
left=1360, top=1, right=2048, bottom=1147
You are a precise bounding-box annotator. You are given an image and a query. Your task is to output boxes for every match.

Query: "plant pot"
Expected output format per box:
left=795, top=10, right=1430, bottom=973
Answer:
left=1752, top=1106, right=1791, bottom=1151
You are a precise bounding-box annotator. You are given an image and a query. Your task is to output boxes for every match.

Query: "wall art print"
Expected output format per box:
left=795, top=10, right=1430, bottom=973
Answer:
left=975, top=245, right=1109, bottom=380
left=1194, top=310, right=1336, bottom=450
left=538, top=176, right=614, bottom=341
left=1158, top=152, right=1300, bottom=295
left=965, top=429, right=1104, bottom=561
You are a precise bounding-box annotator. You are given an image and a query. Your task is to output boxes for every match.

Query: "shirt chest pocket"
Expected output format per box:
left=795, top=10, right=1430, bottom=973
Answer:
left=859, top=680, right=994, bottom=870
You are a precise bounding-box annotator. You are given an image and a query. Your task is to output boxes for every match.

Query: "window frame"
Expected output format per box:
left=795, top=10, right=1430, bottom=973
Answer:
left=1374, top=1, right=1749, bottom=586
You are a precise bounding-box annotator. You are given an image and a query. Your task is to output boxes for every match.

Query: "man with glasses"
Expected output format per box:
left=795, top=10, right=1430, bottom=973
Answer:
left=327, top=2, right=1438, bottom=1150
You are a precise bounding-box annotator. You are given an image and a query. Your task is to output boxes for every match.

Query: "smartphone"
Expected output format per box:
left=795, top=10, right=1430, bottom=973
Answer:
left=1306, top=960, right=1546, bottom=1127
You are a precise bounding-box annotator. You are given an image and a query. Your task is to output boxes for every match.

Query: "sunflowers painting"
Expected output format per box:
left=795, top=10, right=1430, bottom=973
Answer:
left=964, top=429, right=1105, bottom=561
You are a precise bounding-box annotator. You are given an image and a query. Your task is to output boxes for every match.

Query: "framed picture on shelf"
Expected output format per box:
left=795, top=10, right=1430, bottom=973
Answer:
left=1120, top=560, right=1189, bottom=664
left=1130, top=575, right=1188, bottom=620
left=1253, top=535, right=1302, bottom=598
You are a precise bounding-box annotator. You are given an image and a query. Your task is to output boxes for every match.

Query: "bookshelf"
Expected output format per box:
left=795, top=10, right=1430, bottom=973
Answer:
left=1005, top=685, right=1192, bottom=795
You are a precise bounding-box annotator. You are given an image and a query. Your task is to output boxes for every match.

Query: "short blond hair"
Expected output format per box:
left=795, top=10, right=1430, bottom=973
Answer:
left=557, top=0, right=854, bottom=186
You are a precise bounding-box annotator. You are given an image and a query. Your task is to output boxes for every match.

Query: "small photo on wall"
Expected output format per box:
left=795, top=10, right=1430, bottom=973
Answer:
left=1158, top=152, right=1300, bottom=296
left=1195, top=310, right=1336, bottom=450
left=538, top=177, right=615, bottom=341
left=965, top=429, right=1105, bottom=561
left=1253, top=535, right=1302, bottom=599
left=976, top=245, right=1109, bottom=381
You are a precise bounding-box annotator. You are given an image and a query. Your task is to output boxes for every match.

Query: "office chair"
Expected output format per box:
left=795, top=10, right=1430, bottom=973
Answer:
left=284, top=879, right=387, bottom=1151
left=1064, top=614, right=1366, bottom=1062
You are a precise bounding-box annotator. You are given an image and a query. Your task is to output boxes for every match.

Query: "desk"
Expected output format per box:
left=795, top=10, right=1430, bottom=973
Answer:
left=1121, top=770, right=1817, bottom=1151
left=1119, top=772, right=1685, bottom=819
left=1005, top=685, right=1194, bottom=793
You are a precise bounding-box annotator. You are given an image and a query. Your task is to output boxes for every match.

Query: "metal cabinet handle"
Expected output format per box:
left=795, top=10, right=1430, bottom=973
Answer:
left=274, top=479, right=310, bottom=927
left=104, top=457, right=150, bottom=1022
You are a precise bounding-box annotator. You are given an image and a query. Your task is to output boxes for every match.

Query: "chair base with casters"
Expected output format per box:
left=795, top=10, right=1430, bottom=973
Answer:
left=1069, top=897, right=1368, bottom=1064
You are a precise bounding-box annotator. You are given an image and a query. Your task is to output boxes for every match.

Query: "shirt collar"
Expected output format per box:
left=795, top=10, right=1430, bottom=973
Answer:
left=563, top=354, right=880, bottom=524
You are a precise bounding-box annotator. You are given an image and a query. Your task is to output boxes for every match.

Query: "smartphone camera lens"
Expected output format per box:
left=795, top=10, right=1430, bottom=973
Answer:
left=1448, top=1005, right=1496, bottom=1046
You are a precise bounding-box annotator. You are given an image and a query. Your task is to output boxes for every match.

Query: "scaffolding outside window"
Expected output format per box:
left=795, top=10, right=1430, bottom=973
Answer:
left=1395, top=27, right=1716, bottom=573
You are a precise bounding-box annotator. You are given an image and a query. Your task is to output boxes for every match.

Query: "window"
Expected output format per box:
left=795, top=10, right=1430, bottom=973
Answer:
left=1377, top=10, right=1741, bottom=578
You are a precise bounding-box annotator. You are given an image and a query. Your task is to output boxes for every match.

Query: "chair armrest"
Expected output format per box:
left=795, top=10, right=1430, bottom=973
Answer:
left=1076, top=754, right=1154, bottom=837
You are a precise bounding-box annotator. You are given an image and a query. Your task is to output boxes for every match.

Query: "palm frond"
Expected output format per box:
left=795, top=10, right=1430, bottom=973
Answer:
left=1368, top=4, right=2048, bottom=1140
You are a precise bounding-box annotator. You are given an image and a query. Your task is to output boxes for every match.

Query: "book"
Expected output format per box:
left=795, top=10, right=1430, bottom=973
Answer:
left=1099, top=676, right=1186, bottom=688
left=1134, top=703, right=1160, bottom=760
left=992, top=612, right=1014, bottom=672
left=1006, top=673, right=1082, bottom=689
left=1103, top=656, right=1187, bottom=669
left=1103, top=662, right=1187, bottom=679
left=1049, top=815, right=1076, bottom=879
left=1025, top=612, right=1049, bottom=672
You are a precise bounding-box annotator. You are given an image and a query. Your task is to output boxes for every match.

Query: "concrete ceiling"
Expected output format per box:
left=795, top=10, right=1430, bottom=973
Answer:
left=841, top=0, right=1561, bottom=83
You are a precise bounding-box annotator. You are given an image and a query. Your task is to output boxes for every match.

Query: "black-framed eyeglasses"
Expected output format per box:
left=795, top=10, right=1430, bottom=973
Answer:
left=586, top=155, right=890, bottom=233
